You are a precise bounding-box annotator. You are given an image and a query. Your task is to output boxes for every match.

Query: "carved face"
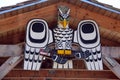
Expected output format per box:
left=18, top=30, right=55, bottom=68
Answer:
left=58, top=6, right=70, bottom=29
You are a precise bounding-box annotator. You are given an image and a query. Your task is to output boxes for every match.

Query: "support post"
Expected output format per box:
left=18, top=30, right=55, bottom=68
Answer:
left=0, top=56, right=23, bottom=79
left=103, top=55, right=120, bottom=79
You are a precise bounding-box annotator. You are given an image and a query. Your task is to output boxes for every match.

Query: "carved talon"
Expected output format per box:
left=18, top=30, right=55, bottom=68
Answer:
left=52, top=54, right=68, bottom=64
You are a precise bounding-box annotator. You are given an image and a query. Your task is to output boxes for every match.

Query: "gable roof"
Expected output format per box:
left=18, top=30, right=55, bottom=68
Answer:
left=82, top=0, right=120, bottom=14
left=0, top=0, right=120, bottom=46
left=0, top=0, right=120, bottom=20
left=0, top=0, right=47, bottom=14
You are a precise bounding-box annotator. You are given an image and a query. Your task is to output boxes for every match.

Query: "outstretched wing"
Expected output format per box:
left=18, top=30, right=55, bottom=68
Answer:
left=24, top=19, right=53, bottom=70
left=74, top=20, right=103, bottom=70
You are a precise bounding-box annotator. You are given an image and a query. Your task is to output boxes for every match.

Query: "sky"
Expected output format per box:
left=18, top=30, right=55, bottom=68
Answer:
left=97, top=0, right=120, bottom=9
left=0, top=0, right=29, bottom=8
left=0, top=0, right=120, bottom=9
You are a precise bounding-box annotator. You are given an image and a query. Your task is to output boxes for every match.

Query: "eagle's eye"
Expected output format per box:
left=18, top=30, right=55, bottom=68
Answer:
left=59, top=16, right=64, bottom=21
left=66, top=16, right=70, bottom=21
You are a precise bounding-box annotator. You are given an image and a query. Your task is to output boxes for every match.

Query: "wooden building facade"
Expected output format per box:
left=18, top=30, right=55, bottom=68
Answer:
left=0, top=0, right=120, bottom=80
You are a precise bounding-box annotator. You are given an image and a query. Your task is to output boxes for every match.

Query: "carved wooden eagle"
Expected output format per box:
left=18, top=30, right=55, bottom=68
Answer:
left=24, top=6, right=103, bottom=70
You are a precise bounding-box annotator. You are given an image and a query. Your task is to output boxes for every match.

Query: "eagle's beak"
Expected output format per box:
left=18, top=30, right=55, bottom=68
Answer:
left=63, top=19, right=67, bottom=28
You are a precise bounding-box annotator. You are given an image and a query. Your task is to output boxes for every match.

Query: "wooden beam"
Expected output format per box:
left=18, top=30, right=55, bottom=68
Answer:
left=103, top=55, right=120, bottom=79
left=5, top=69, right=117, bottom=79
left=100, top=27, right=120, bottom=44
left=101, top=38, right=120, bottom=46
left=0, top=45, right=120, bottom=59
left=102, top=47, right=120, bottom=59
left=0, top=56, right=23, bottom=79
left=3, top=77, right=119, bottom=80
left=0, top=45, right=22, bottom=57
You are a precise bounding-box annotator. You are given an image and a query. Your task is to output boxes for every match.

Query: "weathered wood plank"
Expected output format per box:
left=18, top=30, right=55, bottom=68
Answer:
left=0, top=56, right=23, bottom=79
left=3, top=77, right=119, bottom=80
left=5, top=69, right=118, bottom=79
left=102, top=47, right=120, bottom=59
left=101, top=38, right=120, bottom=46
left=0, top=59, right=109, bottom=70
left=0, top=45, right=22, bottom=57
left=99, top=27, right=120, bottom=44
left=103, top=55, right=120, bottom=79
left=0, top=45, right=120, bottom=59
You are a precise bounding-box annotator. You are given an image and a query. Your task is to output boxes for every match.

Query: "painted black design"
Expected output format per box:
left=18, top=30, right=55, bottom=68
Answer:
left=76, top=20, right=103, bottom=70
left=29, top=21, right=47, bottom=43
left=79, top=22, right=98, bottom=44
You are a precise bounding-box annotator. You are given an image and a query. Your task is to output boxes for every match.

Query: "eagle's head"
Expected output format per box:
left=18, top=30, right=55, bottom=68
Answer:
left=58, top=6, right=70, bottom=29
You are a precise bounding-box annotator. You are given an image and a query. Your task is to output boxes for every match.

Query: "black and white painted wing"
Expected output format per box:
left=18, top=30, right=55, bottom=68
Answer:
left=24, top=19, right=53, bottom=70
left=74, top=20, right=103, bottom=70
